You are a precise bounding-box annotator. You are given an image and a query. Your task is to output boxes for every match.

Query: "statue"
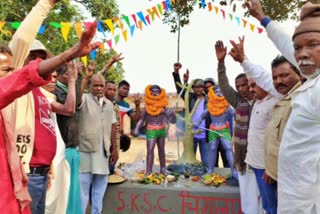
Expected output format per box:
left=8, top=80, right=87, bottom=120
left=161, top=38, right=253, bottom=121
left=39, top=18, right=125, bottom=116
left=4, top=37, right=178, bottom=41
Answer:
left=134, top=85, right=176, bottom=175
left=196, top=86, right=238, bottom=180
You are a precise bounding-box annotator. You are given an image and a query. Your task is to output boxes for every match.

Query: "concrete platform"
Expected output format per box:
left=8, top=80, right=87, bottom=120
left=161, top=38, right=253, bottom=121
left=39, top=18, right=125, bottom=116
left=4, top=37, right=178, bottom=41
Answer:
left=102, top=168, right=241, bottom=214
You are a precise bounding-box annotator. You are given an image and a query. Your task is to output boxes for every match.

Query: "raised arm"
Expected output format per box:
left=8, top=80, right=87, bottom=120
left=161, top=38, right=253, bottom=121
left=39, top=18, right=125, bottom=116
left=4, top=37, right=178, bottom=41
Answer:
left=215, top=40, right=238, bottom=108
left=51, top=62, right=77, bottom=115
left=38, top=21, right=100, bottom=79
left=229, top=36, right=282, bottom=99
left=9, top=0, right=60, bottom=69
left=245, top=0, right=297, bottom=68
left=172, top=63, right=189, bottom=100
left=98, top=53, right=124, bottom=76
left=129, top=93, right=141, bottom=122
left=133, top=110, right=146, bottom=136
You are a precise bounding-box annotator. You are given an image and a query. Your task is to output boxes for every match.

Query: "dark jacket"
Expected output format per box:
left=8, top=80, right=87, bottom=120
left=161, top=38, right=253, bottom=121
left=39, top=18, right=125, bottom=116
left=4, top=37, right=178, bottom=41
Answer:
left=54, top=76, right=82, bottom=148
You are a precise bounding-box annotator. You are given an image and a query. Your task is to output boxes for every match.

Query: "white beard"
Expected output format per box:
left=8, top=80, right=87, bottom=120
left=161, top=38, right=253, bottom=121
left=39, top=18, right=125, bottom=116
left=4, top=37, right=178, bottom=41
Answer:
left=301, top=68, right=320, bottom=80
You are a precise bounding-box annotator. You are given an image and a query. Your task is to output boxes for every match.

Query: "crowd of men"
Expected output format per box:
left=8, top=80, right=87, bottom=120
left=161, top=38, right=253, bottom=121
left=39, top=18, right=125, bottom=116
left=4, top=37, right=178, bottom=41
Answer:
left=0, top=0, right=320, bottom=214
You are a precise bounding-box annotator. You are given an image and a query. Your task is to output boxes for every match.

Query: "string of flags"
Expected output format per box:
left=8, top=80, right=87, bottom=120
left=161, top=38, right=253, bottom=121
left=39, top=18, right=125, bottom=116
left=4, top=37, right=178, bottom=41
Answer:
left=0, top=0, right=264, bottom=65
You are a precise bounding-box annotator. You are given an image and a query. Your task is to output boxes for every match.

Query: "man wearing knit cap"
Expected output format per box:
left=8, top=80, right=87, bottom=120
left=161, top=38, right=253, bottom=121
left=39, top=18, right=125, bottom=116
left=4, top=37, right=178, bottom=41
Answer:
left=274, top=2, right=320, bottom=213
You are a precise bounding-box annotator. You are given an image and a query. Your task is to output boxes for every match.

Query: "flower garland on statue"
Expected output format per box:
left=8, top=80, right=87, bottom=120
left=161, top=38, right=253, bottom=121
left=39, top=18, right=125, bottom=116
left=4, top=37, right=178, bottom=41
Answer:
left=207, top=86, right=229, bottom=116
left=144, top=85, right=169, bottom=116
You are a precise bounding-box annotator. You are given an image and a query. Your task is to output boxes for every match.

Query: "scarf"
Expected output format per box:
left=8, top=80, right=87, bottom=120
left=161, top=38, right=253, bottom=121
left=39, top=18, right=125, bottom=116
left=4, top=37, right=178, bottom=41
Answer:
left=233, top=97, right=253, bottom=174
left=1, top=112, right=31, bottom=212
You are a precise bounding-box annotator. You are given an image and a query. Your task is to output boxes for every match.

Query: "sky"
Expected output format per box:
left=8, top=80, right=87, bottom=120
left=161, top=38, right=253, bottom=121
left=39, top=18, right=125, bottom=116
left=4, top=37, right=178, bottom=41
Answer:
left=83, top=0, right=297, bottom=93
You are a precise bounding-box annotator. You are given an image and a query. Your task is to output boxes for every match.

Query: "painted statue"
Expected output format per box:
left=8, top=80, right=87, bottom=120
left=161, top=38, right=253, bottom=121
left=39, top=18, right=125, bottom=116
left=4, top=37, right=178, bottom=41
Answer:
left=196, top=86, right=238, bottom=179
left=134, top=85, right=176, bottom=175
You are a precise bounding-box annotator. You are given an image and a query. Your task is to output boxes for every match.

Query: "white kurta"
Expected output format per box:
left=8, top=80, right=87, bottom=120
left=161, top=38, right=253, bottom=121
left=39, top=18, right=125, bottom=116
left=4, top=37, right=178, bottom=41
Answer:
left=45, top=103, right=70, bottom=214
left=278, top=75, right=320, bottom=213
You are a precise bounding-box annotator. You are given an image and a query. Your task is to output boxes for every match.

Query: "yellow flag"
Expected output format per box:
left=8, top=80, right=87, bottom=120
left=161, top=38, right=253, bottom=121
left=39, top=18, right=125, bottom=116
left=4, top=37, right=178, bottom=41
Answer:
left=105, top=19, right=115, bottom=35
left=214, top=6, right=219, bottom=14
left=74, top=22, right=82, bottom=39
left=81, top=56, right=87, bottom=67
left=61, top=22, right=71, bottom=42
left=0, top=21, right=12, bottom=36
left=249, top=24, right=255, bottom=32
left=114, top=17, right=124, bottom=31
left=122, top=30, right=128, bottom=42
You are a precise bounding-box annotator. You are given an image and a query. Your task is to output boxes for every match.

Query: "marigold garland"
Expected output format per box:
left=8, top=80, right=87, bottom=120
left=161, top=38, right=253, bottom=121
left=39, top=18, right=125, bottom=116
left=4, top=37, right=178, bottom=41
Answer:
left=207, top=86, right=229, bottom=116
left=144, top=85, right=168, bottom=116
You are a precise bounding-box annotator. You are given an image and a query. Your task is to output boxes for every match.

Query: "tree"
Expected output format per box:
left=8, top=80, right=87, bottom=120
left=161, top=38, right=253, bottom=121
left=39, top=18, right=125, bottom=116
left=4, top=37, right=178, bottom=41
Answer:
left=0, top=0, right=124, bottom=81
left=162, top=0, right=194, bottom=62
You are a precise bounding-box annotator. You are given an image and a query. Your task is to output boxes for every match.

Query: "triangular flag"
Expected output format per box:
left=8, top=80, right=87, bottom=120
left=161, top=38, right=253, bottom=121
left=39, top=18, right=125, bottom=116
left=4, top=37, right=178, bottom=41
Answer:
left=100, top=43, right=105, bottom=53
left=107, top=39, right=112, bottom=49
left=162, top=1, right=167, bottom=11
left=122, top=30, right=128, bottom=42
left=122, top=16, right=131, bottom=27
left=38, top=25, right=46, bottom=34
left=229, top=14, right=233, bottom=21
left=235, top=17, right=241, bottom=26
left=200, top=0, right=206, bottom=9
left=81, top=56, right=87, bottom=67
left=242, top=19, right=248, bottom=28
left=130, top=25, right=135, bottom=36
left=152, top=6, right=160, bottom=18
left=257, top=27, right=264, bottom=34
left=158, top=4, right=164, bottom=15
left=145, top=15, right=151, bottom=25
left=105, top=19, right=115, bottom=35
left=208, top=2, right=213, bottom=11
left=214, top=6, right=219, bottom=14
left=138, top=20, right=143, bottom=30
left=90, top=49, right=96, bottom=60
left=61, top=22, right=71, bottom=42
left=220, top=9, right=226, bottom=19
left=114, top=34, right=120, bottom=44
left=131, top=14, right=138, bottom=27
left=74, top=22, right=82, bottom=39
left=49, top=22, right=61, bottom=28
left=0, top=21, right=11, bottom=35
left=147, top=9, right=155, bottom=20
left=194, top=0, right=198, bottom=4
left=137, top=12, right=148, bottom=26
left=11, top=22, right=21, bottom=29
left=97, top=20, right=107, bottom=38
left=166, top=0, right=172, bottom=11
left=249, top=23, right=255, bottom=32
left=113, top=17, right=124, bottom=31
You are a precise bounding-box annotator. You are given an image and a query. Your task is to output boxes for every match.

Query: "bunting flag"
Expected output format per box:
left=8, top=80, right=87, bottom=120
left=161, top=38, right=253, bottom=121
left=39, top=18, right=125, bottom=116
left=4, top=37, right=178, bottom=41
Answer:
left=152, top=6, right=160, bottom=18
left=81, top=56, right=87, bottom=66
left=105, top=19, right=115, bottom=35
left=0, top=0, right=264, bottom=60
left=122, top=30, right=128, bottom=42
left=145, top=15, right=151, bottom=25
left=107, top=39, right=112, bottom=49
left=90, top=49, right=97, bottom=60
left=97, top=20, right=107, bottom=38
left=122, top=15, right=131, bottom=27
left=137, top=12, right=148, bottom=26
left=61, top=22, right=71, bottom=42
left=38, top=25, right=46, bottom=34
left=74, top=22, right=82, bottom=39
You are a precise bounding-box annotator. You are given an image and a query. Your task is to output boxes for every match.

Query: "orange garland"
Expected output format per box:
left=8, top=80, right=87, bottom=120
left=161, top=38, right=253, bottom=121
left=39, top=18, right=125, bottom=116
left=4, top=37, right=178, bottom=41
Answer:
left=207, top=86, right=229, bottom=116
left=144, top=85, right=169, bottom=116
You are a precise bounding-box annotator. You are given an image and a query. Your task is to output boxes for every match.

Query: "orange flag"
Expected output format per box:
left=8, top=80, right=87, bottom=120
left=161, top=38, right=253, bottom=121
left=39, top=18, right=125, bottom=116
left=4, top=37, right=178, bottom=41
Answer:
left=242, top=19, right=248, bottom=28
left=100, top=43, right=105, bottom=53
left=114, top=17, right=124, bottom=31
left=152, top=6, right=160, bottom=18
left=74, top=22, right=82, bottom=39
left=61, top=22, right=71, bottom=42
left=138, top=20, right=143, bottom=30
